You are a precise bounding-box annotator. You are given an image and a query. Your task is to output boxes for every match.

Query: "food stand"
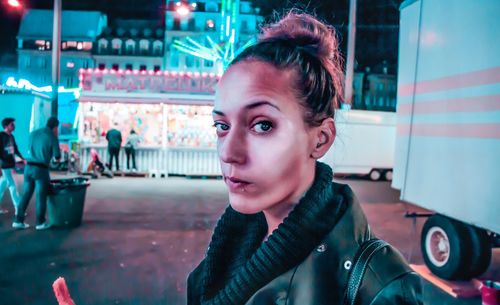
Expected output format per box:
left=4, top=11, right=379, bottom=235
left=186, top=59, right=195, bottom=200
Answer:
left=77, top=68, right=221, bottom=176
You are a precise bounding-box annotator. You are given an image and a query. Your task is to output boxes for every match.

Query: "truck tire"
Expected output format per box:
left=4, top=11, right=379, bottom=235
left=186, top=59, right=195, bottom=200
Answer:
left=464, top=225, right=492, bottom=278
left=384, top=170, right=393, bottom=181
left=369, top=169, right=381, bottom=181
left=421, top=215, right=471, bottom=280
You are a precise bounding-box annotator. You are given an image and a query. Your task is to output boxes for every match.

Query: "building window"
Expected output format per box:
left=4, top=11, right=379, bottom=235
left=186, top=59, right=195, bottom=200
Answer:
left=153, top=65, right=161, bottom=72
left=98, top=39, right=108, bottom=53
left=205, top=19, right=216, bottom=31
left=139, top=39, right=150, bottom=55
left=112, top=38, right=123, bottom=55
left=35, top=40, right=46, bottom=50
left=82, top=42, right=92, bottom=51
left=152, top=40, right=163, bottom=56
left=125, top=64, right=133, bottom=70
left=112, top=64, right=119, bottom=71
left=139, top=65, right=147, bottom=71
left=188, top=18, right=196, bottom=31
left=24, top=57, right=31, bottom=68
left=173, top=18, right=181, bottom=30
left=241, top=20, right=249, bottom=34
left=67, top=77, right=73, bottom=88
left=185, top=55, right=194, bottom=68
left=83, top=61, right=89, bottom=69
left=66, top=41, right=77, bottom=49
left=125, top=39, right=135, bottom=55
left=204, top=60, right=214, bottom=67
left=170, top=52, right=179, bottom=68
left=98, top=63, right=106, bottom=70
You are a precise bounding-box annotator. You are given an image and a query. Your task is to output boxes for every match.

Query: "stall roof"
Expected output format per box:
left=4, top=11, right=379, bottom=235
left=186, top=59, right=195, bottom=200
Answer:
left=17, top=9, right=107, bottom=41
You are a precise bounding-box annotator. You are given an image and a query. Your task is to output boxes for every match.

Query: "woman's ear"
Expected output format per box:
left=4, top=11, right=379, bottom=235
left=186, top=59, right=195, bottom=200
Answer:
left=310, top=117, right=336, bottom=159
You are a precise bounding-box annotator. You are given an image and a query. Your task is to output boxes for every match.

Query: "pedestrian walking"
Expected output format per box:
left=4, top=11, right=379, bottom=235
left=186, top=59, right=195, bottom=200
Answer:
left=187, top=12, right=422, bottom=305
left=124, top=129, right=142, bottom=172
left=0, top=118, right=25, bottom=214
left=106, top=122, right=122, bottom=172
left=13, top=117, right=61, bottom=230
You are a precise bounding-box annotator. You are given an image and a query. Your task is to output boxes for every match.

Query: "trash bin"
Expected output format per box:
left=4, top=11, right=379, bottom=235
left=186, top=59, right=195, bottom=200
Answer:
left=48, top=177, right=90, bottom=227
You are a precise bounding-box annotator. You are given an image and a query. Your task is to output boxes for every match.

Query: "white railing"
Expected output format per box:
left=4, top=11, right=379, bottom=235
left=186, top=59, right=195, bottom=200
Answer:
left=79, top=146, right=221, bottom=176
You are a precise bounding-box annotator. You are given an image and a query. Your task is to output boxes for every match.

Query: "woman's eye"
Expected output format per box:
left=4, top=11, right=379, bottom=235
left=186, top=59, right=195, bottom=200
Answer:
left=213, top=122, right=229, bottom=133
left=252, top=121, right=273, bottom=133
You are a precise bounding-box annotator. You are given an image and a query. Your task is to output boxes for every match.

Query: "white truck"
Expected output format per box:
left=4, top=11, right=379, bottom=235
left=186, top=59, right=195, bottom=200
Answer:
left=320, top=109, right=396, bottom=181
left=393, top=0, right=500, bottom=280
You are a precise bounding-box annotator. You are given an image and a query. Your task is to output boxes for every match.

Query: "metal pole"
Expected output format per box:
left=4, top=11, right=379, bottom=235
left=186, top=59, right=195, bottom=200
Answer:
left=163, top=0, right=169, bottom=69
left=344, top=0, right=357, bottom=106
left=51, top=0, right=61, bottom=118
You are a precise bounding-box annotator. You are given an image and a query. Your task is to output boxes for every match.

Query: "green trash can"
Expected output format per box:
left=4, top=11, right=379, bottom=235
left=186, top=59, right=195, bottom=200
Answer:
left=48, top=177, right=90, bottom=227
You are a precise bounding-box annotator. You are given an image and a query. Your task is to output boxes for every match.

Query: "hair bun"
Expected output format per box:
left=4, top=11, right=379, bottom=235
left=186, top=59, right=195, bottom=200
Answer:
left=260, top=12, right=337, bottom=61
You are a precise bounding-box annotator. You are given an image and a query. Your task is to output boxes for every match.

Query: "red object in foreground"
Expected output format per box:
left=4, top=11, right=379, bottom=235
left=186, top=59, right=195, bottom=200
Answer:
left=53, top=277, right=76, bottom=305
left=482, top=281, right=500, bottom=305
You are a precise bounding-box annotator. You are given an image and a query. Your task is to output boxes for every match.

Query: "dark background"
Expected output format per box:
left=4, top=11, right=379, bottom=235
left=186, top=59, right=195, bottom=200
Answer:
left=0, top=0, right=403, bottom=73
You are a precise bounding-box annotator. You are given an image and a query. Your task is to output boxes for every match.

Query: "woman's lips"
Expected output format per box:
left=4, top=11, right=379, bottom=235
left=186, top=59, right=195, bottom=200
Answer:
left=225, top=176, right=251, bottom=192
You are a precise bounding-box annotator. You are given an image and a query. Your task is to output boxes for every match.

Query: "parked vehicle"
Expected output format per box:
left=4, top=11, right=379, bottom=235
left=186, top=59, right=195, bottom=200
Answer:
left=392, top=0, right=500, bottom=280
left=320, top=109, right=396, bottom=181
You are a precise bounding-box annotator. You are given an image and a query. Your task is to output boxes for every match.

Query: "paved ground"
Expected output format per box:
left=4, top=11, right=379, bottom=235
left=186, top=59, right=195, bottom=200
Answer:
left=0, top=174, right=497, bottom=305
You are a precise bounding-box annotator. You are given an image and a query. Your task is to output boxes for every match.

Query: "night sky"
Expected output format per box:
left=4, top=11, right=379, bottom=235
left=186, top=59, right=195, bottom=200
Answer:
left=0, top=0, right=402, bottom=71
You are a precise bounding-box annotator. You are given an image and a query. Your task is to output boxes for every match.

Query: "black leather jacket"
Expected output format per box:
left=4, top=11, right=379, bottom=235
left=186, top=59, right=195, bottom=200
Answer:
left=189, top=183, right=423, bottom=305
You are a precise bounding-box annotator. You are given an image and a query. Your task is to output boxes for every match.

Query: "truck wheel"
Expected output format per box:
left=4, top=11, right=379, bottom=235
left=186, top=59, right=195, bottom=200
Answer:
left=464, top=226, right=492, bottom=278
left=421, top=215, right=471, bottom=280
left=384, top=170, right=393, bottom=181
left=369, top=170, right=381, bottom=181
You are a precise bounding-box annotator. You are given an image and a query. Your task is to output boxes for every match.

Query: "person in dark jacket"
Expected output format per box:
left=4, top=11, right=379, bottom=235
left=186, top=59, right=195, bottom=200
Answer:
left=106, top=122, right=122, bottom=172
left=0, top=118, right=25, bottom=214
left=13, top=117, right=61, bottom=230
left=187, top=12, right=423, bottom=305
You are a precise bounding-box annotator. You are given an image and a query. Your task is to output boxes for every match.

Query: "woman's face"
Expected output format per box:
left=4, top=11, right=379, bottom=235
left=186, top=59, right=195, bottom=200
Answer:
left=213, top=60, right=317, bottom=214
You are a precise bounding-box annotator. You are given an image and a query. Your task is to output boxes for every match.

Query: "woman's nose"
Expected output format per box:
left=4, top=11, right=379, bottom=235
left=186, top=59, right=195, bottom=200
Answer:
left=218, top=130, right=247, bottom=165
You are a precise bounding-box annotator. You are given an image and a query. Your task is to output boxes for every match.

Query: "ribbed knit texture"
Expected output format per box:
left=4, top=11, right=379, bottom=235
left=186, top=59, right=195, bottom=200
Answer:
left=200, top=162, right=345, bottom=305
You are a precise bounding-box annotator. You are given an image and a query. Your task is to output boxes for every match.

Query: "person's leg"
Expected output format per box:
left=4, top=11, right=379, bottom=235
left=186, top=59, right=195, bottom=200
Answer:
left=131, top=149, right=136, bottom=170
left=15, top=166, right=35, bottom=223
left=108, top=149, right=114, bottom=170
left=3, top=169, right=21, bottom=208
left=114, top=148, right=120, bottom=171
left=0, top=170, right=8, bottom=213
left=125, top=149, right=131, bottom=170
left=34, top=168, right=50, bottom=226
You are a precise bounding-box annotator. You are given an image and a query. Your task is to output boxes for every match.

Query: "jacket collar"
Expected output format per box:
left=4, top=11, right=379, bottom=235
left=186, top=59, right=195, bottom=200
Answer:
left=201, top=162, right=346, bottom=305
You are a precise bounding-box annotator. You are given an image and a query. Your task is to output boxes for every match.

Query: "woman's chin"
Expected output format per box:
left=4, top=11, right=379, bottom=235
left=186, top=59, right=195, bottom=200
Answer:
left=229, top=194, right=265, bottom=214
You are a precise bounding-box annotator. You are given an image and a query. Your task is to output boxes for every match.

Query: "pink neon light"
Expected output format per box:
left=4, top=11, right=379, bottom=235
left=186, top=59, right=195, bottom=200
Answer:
left=398, top=66, right=500, bottom=96
left=102, top=69, right=109, bottom=74
left=86, top=68, right=93, bottom=73
left=398, top=94, right=500, bottom=115
left=79, top=68, right=85, bottom=74
left=110, top=69, right=116, bottom=74
left=148, top=70, right=154, bottom=75
left=163, top=71, right=169, bottom=76
left=397, top=123, right=500, bottom=139
left=209, top=73, right=215, bottom=78
left=133, top=70, right=139, bottom=75
left=202, top=72, right=208, bottom=77
left=117, top=69, right=123, bottom=74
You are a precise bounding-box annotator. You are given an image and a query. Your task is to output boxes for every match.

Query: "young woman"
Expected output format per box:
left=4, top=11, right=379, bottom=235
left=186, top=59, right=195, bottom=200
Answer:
left=188, top=12, right=422, bottom=305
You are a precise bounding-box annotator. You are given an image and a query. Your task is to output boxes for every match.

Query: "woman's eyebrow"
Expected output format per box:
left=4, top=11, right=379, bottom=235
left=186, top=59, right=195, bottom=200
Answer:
left=212, top=101, right=281, bottom=116
left=245, top=101, right=281, bottom=111
left=212, top=110, right=225, bottom=116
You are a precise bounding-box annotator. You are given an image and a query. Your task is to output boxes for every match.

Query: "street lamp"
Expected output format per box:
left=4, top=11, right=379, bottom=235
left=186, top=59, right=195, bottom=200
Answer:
left=344, top=0, right=358, bottom=107
left=7, top=0, right=22, bottom=9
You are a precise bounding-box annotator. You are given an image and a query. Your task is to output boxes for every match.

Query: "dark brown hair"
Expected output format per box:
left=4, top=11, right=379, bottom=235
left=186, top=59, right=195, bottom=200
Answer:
left=230, top=12, right=344, bottom=126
